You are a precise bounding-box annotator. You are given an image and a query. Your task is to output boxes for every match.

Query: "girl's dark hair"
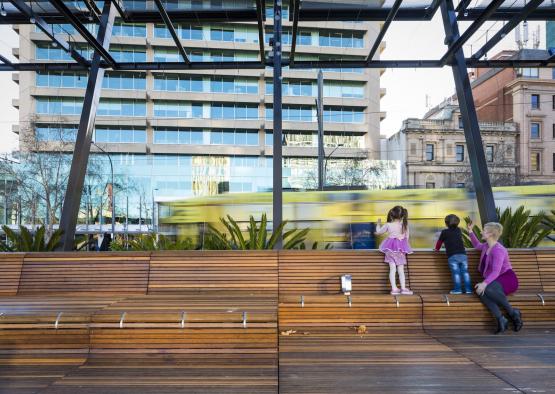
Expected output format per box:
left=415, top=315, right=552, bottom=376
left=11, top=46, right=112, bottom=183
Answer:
left=387, top=205, right=408, bottom=233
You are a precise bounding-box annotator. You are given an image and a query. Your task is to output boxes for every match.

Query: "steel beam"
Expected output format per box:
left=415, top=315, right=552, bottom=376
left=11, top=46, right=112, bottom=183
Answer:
left=255, top=0, right=266, bottom=64
left=472, top=0, right=544, bottom=60
left=455, top=0, right=472, bottom=13
left=83, top=0, right=101, bottom=22
left=366, top=0, right=402, bottom=63
left=440, top=0, right=504, bottom=66
left=289, top=0, right=300, bottom=64
left=9, top=0, right=89, bottom=66
left=425, top=0, right=443, bottom=19
left=110, top=0, right=128, bottom=20
left=0, top=54, right=12, bottom=65
left=58, top=1, right=116, bottom=251
left=1, top=58, right=555, bottom=72
left=48, top=0, right=117, bottom=68
left=272, top=0, right=283, bottom=249
left=153, top=0, right=190, bottom=63
left=441, top=0, right=497, bottom=224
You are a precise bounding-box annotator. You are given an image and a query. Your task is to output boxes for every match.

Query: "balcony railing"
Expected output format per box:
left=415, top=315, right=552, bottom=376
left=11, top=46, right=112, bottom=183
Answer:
left=402, top=118, right=518, bottom=132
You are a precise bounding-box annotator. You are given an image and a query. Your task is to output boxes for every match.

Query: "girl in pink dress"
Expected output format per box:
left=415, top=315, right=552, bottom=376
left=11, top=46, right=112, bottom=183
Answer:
left=375, top=206, right=414, bottom=295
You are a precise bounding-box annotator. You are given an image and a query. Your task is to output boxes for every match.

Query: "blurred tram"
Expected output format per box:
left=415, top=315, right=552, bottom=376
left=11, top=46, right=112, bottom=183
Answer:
left=158, top=185, right=555, bottom=248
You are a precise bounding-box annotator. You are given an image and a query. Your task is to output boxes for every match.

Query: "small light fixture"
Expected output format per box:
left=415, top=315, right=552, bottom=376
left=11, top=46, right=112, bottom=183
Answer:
left=1, top=2, right=7, bottom=17
left=29, top=15, right=35, bottom=24
left=341, top=274, right=352, bottom=296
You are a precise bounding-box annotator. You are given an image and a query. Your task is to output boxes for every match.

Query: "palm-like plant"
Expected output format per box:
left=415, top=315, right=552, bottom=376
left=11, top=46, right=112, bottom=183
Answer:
left=0, top=225, right=63, bottom=252
left=110, top=233, right=196, bottom=251
left=204, top=213, right=312, bottom=250
left=462, top=206, right=554, bottom=248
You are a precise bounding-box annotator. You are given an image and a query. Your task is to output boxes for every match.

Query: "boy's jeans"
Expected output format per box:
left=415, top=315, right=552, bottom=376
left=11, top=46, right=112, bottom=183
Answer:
left=447, top=253, right=472, bottom=293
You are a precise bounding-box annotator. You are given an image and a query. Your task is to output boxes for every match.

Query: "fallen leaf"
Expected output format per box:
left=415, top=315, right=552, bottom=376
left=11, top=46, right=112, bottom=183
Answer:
left=355, top=325, right=367, bottom=335
left=280, top=329, right=297, bottom=336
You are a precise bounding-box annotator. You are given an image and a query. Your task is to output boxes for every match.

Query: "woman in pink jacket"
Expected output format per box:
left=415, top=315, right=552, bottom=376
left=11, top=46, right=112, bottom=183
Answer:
left=468, top=221, right=523, bottom=334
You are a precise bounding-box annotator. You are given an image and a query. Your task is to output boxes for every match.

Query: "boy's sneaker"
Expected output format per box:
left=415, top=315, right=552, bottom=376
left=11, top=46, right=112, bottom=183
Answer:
left=449, top=290, right=463, bottom=295
left=400, top=288, right=413, bottom=295
left=390, top=288, right=401, bottom=295
left=463, top=289, right=473, bottom=294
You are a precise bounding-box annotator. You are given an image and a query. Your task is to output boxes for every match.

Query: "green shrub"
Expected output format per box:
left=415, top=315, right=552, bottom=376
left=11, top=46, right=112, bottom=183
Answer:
left=0, top=225, right=63, bottom=252
left=110, top=233, right=196, bottom=251
left=463, top=206, right=554, bottom=248
left=204, top=213, right=314, bottom=250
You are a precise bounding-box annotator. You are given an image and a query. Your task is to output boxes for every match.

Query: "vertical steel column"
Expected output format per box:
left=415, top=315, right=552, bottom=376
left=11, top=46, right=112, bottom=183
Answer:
left=317, top=69, right=324, bottom=190
left=440, top=0, right=497, bottom=224
left=273, top=0, right=283, bottom=248
left=58, top=1, right=116, bottom=250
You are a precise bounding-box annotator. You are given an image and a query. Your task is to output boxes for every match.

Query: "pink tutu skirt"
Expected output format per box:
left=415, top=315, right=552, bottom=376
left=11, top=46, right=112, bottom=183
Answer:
left=379, top=237, right=413, bottom=254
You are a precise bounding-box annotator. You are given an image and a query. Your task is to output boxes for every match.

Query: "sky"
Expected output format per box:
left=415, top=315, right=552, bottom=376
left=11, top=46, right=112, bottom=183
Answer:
left=0, top=15, right=546, bottom=153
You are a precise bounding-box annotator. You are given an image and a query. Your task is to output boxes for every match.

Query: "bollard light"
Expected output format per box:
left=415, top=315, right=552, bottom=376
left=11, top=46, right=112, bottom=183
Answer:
left=341, top=274, right=352, bottom=295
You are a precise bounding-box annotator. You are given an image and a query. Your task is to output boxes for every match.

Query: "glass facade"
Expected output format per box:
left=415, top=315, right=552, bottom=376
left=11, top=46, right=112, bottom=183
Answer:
left=26, top=15, right=378, bottom=210
left=36, top=72, right=146, bottom=90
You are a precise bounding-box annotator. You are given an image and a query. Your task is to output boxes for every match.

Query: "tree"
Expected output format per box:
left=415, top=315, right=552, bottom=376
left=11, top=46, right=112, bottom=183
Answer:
left=0, top=118, right=102, bottom=235
left=457, top=143, right=517, bottom=189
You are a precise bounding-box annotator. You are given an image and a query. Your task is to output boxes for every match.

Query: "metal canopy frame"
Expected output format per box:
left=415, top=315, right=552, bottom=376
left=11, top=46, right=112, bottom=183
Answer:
left=1, top=0, right=551, bottom=249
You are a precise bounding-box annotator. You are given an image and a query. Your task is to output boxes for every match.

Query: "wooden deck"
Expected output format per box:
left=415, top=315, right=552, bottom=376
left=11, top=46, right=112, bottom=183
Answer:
left=0, top=250, right=554, bottom=393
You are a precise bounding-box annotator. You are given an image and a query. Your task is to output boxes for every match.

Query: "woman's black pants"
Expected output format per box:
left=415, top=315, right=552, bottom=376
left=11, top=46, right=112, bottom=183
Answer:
left=479, top=280, right=514, bottom=319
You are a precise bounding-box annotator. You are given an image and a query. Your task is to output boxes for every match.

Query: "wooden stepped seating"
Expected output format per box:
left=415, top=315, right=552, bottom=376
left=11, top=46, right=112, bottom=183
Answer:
left=0, top=252, right=280, bottom=393
left=148, top=251, right=278, bottom=294
left=0, top=253, right=24, bottom=296
left=279, top=294, right=422, bottom=330
left=278, top=251, right=419, bottom=330
left=17, top=252, right=150, bottom=296
left=407, top=249, right=553, bottom=329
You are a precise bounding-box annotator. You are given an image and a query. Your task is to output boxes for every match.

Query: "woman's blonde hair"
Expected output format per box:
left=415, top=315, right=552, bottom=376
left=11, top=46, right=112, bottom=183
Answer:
left=483, top=222, right=503, bottom=240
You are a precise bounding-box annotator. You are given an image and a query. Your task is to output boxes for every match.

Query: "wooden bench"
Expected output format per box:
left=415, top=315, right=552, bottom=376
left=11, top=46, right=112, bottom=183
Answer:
left=17, top=252, right=151, bottom=296
left=0, top=251, right=279, bottom=393
left=278, top=250, right=419, bottom=331
left=0, top=253, right=24, bottom=296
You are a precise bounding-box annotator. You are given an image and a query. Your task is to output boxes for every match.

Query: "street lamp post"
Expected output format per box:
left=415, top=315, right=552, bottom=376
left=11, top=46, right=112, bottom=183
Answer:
left=151, top=188, right=159, bottom=233
left=92, top=142, right=115, bottom=236
left=323, top=144, right=344, bottom=188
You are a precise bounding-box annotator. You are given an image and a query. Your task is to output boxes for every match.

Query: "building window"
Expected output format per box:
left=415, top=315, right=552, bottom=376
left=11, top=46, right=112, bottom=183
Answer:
left=456, top=144, right=464, bottom=162
left=486, top=145, right=494, bottom=162
left=426, top=144, right=434, bottom=161
left=531, top=152, right=541, bottom=171
left=553, top=124, right=555, bottom=139
left=553, top=153, right=555, bottom=172
left=455, top=183, right=465, bottom=188
left=531, top=122, right=541, bottom=139
left=458, top=116, right=463, bottom=129
left=553, top=95, right=555, bottom=110
left=531, top=94, right=540, bottom=109
left=426, top=182, right=435, bottom=189
left=517, top=68, right=539, bottom=78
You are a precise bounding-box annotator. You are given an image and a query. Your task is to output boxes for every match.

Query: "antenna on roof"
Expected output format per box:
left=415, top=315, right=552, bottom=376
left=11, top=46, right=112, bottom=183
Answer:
left=533, top=24, right=540, bottom=49
left=515, top=23, right=523, bottom=50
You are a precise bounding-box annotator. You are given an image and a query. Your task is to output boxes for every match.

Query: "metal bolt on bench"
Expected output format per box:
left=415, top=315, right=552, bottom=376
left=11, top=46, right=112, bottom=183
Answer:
left=537, top=293, right=546, bottom=306
left=300, top=295, right=304, bottom=308
left=347, top=295, right=352, bottom=308
left=54, top=312, right=63, bottom=329
left=119, top=312, right=126, bottom=329
left=242, top=312, right=247, bottom=328
left=180, top=311, right=187, bottom=329
left=394, top=296, right=400, bottom=308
